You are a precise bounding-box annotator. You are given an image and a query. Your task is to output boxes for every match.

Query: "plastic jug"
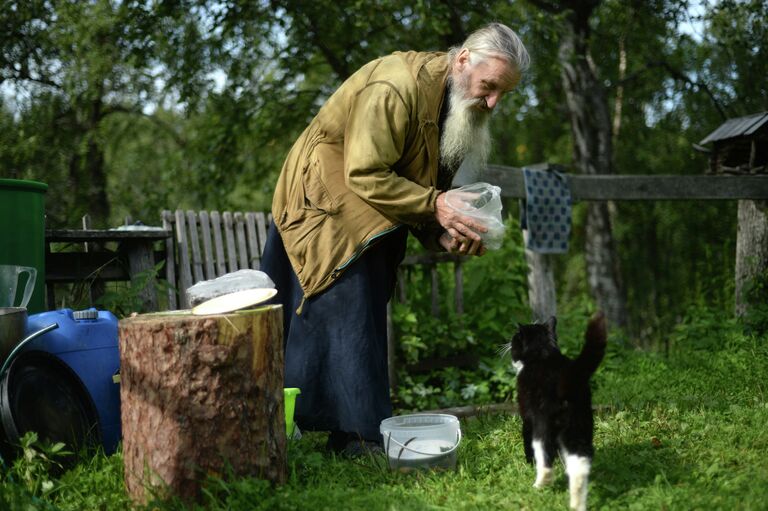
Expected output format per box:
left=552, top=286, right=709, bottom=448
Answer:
left=20, top=308, right=121, bottom=454
left=0, top=265, right=36, bottom=308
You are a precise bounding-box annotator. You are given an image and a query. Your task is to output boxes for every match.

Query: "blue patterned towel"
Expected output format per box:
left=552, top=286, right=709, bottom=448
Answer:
left=520, top=167, right=572, bottom=254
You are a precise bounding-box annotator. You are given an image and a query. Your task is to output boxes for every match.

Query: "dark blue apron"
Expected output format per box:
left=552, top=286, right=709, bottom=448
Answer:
left=260, top=223, right=407, bottom=441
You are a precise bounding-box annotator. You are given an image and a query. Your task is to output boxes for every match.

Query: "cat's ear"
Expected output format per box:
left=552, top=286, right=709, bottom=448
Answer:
left=545, top=316, right=557, bottom=336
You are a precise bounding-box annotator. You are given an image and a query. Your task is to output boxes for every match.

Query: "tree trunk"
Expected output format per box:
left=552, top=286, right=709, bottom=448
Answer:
left=119, top=305, right=286, bottom=504
left=612, top=34, right=627, bottom=140
left=585, top=202, right=626, bottom=328
left=69, top=98, right=111, bottom=227
left=735, top=200, right=768, bottom=317
left=559, top=5, right=629, bottom=329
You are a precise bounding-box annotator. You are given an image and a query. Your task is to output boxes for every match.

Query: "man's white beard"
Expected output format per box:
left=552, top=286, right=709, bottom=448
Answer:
left=439, top=76, right=492, bottom=172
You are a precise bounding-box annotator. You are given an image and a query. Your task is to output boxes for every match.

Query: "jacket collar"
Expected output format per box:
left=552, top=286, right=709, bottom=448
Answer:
left=416, top=52, right=450, bottom=124
left=417, top=53, right=450, bottom=184
left=390, top=51, right=450, bottom=124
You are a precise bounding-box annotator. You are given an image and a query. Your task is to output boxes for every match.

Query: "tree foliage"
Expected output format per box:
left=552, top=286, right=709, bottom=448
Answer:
left=1, top=0, right=766, bottom=339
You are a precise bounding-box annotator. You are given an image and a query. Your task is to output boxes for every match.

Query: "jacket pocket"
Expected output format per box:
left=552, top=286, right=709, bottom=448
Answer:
left=302, top=145, right=339, bottom=215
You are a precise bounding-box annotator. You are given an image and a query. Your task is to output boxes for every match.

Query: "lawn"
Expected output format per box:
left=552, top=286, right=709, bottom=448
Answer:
left=2, top=311, right=767, bottom=510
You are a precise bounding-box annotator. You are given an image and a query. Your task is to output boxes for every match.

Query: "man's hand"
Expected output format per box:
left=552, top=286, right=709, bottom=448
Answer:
left=435, top=192, right=488, bottom=245
left=438, top=231, right=487, bottom=256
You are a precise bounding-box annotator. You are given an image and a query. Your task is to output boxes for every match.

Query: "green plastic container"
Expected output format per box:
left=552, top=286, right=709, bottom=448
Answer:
left=0, top=179, right=47, bottom=313
left=284, top=387, right=301, bottom=437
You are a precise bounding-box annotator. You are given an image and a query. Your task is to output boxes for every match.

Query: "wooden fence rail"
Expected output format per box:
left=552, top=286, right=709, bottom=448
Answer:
left=476, top=164, right=768, bottom=200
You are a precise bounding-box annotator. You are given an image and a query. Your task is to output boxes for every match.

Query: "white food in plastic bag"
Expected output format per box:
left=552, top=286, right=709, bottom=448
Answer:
left=444, top=182, right=505, bottom=250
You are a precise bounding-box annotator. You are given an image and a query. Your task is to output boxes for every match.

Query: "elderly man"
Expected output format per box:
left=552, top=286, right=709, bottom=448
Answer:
left=261, top=22, right=529, bottom=456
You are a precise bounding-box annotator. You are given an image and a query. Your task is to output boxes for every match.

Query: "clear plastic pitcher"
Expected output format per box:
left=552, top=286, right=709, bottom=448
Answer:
left=0, top=265, right=37, bottom=308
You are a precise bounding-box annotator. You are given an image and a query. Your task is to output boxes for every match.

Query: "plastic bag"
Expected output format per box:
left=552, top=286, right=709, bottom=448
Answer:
left=444, top=182, right=505, bottom=250
left=186, top=269, right=275, bottom=306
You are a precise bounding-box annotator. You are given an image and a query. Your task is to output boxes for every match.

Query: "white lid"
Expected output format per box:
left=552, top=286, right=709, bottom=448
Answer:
left=191, top=287, right=277, bottom=315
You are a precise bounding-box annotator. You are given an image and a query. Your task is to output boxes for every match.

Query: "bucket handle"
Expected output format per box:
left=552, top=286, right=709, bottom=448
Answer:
left=0, top=322, right=58, bottom=378
left=385, top=428, right=462, bottom=457
left=17, top=267, right=36, bottom=309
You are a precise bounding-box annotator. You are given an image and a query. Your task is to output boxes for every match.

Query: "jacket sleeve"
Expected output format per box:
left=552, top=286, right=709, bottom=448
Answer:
left=344, top=82, right=440, bottom=225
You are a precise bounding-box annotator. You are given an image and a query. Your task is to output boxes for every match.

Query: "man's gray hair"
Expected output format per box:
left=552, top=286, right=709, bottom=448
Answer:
left=448, top=22, right=530, bottom=73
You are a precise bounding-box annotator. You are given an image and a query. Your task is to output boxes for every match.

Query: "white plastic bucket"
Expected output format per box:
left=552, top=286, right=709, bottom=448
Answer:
left=380, top=413, right=461, bottom=471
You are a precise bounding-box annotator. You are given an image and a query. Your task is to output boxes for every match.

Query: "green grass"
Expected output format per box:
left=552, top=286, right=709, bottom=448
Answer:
left=2, top=314, right=768, bottom=510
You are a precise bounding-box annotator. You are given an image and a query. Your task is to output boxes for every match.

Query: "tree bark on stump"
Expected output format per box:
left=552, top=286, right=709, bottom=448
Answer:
left=118, top=305, right=286, bottom=504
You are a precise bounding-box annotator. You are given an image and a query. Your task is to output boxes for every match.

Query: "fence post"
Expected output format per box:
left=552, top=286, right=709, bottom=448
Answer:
left=523, top=231, right=557, bottom=322
left=735, top=199, right=768, bottom=317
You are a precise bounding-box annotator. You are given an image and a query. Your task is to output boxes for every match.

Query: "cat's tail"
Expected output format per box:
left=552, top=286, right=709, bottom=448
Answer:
left=574, top=311, right=607, bottom=377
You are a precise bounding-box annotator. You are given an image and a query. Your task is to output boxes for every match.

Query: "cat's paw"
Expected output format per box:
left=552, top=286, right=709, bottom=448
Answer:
left=533, top=468, right=554, bottom=488
left=569, top=497, right=587, bottom=511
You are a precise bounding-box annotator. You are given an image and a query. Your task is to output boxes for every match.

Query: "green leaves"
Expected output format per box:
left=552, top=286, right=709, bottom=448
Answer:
left=7, top=431, right=71, bottom=499
left=1, top=0, right=766, bottom=346
left=390, top=218, right=528, bottom=410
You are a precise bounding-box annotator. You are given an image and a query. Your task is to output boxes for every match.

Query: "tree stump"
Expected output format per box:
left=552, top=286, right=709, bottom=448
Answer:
left=119, top=305, right=286, bottom=503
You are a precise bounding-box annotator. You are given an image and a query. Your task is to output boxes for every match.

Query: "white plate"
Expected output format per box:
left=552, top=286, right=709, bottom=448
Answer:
left=191, top=287, right=278, bottom=315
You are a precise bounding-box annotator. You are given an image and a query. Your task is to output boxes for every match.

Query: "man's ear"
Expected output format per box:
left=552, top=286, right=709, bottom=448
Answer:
left=455, top=48, right=471, bottom=71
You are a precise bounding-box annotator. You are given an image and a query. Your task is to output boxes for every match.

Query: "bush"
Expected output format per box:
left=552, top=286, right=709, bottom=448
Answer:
left=390, top=216, right=529, bottom=411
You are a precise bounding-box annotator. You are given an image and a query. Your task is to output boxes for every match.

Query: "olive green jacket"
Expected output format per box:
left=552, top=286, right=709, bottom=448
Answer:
left=272, top=51, right=450, bottom=301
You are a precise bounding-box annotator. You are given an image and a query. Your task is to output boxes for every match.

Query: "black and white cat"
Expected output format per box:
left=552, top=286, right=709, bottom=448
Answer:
left=506, top=312, right=607, bottom=511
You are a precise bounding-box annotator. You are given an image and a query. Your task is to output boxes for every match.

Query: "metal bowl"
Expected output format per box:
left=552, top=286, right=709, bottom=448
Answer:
left=0, top=307, right=27, bottom=365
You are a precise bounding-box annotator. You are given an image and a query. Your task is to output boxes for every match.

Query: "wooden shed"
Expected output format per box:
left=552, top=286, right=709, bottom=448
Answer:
left=697, top=111, right=768, bottom=174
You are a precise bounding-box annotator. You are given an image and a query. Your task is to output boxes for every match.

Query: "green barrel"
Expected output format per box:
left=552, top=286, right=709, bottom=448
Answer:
left=0, top=179, right=48, bottom=313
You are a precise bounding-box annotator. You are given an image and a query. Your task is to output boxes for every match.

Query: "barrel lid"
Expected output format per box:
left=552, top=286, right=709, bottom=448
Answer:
left=0, top=179, right=48, bottom=193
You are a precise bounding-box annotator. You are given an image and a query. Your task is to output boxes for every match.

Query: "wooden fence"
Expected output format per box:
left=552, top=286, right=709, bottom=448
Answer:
left=44, top=165, right=768, bottom=392
left=45, top=164, right=768, bottom=322
left=472, top=163, right=768, bottom=321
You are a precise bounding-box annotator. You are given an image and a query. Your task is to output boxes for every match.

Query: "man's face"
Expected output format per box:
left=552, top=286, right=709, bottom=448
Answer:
left=439, top=50, right=520, bottom=172
left=453, top=49, right=521, bottom=112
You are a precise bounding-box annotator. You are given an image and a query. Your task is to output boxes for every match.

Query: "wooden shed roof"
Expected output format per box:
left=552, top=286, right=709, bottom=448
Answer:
left=699, top=111, right=768, bottom=145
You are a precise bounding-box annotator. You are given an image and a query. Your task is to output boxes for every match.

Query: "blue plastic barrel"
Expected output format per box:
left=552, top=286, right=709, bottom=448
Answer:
left=23, top=308, right=121, bottom=454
